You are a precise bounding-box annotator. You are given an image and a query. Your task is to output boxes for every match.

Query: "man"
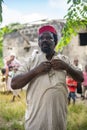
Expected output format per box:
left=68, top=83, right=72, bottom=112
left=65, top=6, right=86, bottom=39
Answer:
left=11, top=25, right=83, bottom=130
left=73, top=58, right=83, bottom=71
left=73, top=58, right=83, bottom=97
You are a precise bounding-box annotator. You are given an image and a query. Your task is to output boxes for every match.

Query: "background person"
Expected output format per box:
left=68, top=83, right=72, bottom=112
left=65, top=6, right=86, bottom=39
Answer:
left=0, top=68, right=7, bottom=92
left=82, top=65, right=87, bottom=99
left=10, top=53, right=21, bottom=68
left=11, top=67, right=21, bottom=102
left=4, top=53, right=21, bottom=92
left=73, top=58, right=83, bottom=98
left=66, top=75, right=77, bottom=105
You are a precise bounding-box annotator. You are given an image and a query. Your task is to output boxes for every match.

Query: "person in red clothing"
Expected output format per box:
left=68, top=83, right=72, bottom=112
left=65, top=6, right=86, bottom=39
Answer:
left=66, top=75, right=77, bottom=105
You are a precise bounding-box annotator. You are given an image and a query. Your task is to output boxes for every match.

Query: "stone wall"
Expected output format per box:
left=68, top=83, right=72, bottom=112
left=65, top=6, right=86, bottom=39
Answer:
left=63, top=34, right=87, bottom=69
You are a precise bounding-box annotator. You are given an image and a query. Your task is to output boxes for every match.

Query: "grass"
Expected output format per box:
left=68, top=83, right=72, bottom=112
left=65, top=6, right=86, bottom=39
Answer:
left=0, top=90, right=26, bottom=130
left=67, top=102, right=87, bottom=130
left=0, top=91, right=87, bottom=130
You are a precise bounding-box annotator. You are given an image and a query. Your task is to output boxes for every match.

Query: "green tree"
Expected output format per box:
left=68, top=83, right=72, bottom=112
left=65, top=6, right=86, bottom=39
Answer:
left=56, top=0, right=87, bottom=52
left=0, top=0, right=3, bottom=23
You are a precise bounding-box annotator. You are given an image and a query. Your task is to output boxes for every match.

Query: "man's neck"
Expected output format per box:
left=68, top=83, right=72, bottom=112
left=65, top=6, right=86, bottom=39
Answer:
left=46, top=51, right=55, bottom=60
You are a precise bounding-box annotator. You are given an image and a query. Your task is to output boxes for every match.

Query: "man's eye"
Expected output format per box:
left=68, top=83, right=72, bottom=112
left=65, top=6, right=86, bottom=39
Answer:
left=39, top=36, right=53, bottom=41
left=46, top=37, right=52, bottom=40
left=39, top=37, right=44, bottom=40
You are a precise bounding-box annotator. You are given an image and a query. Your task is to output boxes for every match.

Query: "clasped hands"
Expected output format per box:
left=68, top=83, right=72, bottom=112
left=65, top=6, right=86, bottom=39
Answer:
left=36, top=59, right=68, bottom=74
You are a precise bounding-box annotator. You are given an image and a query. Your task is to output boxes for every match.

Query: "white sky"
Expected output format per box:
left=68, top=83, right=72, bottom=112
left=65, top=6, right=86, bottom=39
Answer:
left=0, top=0, right=69, bottom=27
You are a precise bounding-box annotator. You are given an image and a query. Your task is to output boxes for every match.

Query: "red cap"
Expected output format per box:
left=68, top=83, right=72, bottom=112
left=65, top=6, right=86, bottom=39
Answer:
left=39, top=25, right=57, bottom=35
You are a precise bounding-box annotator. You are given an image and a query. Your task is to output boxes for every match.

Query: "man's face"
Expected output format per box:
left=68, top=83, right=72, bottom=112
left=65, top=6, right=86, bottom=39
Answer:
left=38, top=32, right=55, bottom=54
left=74, top=59, right=78, bottom=66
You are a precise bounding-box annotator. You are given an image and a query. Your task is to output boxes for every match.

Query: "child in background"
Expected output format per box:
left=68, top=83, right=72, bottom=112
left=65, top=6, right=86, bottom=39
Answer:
left=66, top=75, right=77, bottom=105
left=1, top=68, right=6, bottom=82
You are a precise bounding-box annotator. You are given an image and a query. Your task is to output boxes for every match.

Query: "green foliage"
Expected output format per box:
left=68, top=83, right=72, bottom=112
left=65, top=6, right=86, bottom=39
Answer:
left=11, top=122, right=24, bottom=130
left=0, top=56, right=4, bottom=67
left=0, top=0, right=3, bottom=23
left=56, top=0, right=87, bottom=52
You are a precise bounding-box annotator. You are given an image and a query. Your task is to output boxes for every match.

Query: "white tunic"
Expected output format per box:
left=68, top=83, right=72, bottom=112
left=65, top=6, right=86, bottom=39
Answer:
left=18, top=52, right=77, bottom=130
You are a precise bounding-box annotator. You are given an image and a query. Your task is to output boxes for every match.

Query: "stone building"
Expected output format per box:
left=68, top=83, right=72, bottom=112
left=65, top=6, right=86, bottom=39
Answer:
left=63, top=29, right=87, bottom=68
left=3, top=19, right=87, bottom=68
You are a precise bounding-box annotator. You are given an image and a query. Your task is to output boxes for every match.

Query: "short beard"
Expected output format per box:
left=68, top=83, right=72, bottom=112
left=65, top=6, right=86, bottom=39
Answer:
left=40, top=41, right=51, bottom=54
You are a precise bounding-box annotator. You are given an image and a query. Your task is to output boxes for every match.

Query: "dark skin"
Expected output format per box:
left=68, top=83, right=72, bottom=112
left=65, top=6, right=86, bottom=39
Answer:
left=11, top=31, right=84, bottom=89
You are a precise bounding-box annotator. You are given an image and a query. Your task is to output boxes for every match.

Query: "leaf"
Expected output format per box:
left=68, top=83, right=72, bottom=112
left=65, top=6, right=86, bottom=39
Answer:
left=73, top=0, right=81, bottom=4
left=0, top=0, right=3, bottom=23
left=67, top=0, right=72, bottom=4
left=0, top=14, right=2, bottom=22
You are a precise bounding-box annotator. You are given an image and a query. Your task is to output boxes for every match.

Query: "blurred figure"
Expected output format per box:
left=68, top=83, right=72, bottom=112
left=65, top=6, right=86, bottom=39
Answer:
left=9, top=53, right=21, bottom=68
left=11, top=67, right=21, bottom=102
left=4, top=53, right=21, bottom=92
left=6, top=66, right=13, bottom=91
left=73, top=58, right=83, bottom=98
left=66, top=75, right=77, bottom=105
left=0, top=68, right=7, bottom=92
left=74, top=58, right=83, bottom=70
left=82, top=65, right=87, bottom=99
